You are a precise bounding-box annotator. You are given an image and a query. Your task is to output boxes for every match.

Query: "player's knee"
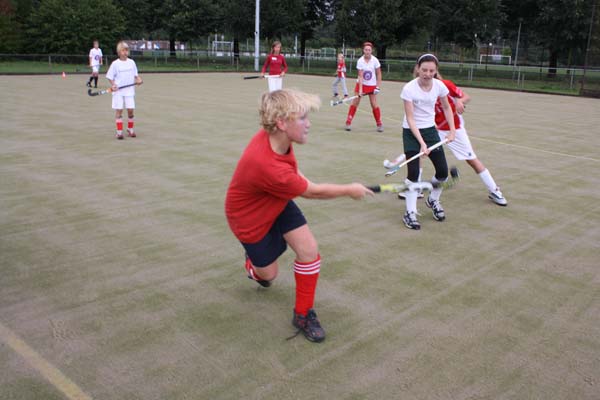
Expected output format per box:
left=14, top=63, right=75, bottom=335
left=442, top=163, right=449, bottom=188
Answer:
left=295, top=242, right=319, bottom=263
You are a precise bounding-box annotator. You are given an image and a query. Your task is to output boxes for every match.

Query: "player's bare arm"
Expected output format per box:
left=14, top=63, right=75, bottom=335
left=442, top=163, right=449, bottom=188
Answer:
left=301, top=181, right=373, bottom=200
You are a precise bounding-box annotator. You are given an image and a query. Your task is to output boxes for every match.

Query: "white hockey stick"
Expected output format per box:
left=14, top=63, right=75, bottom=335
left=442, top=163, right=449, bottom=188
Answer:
left=384, top=139, right=448, bottom=177
left=243, top=74, right=281, bottom=80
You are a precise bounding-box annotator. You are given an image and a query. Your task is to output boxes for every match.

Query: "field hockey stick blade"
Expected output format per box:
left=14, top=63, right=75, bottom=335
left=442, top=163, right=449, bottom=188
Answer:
left=243, top=75, right=261, bottom=80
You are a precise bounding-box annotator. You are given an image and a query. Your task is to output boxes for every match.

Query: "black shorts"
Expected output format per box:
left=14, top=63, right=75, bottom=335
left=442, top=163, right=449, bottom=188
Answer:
left=241, top=200, right=307, bottom=267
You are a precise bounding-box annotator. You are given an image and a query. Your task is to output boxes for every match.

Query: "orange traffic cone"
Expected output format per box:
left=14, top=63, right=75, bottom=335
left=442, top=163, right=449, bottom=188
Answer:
left=62, top=71, right=66, bottom=78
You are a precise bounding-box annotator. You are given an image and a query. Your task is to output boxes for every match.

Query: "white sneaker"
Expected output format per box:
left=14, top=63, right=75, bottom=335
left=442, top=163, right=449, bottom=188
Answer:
left=488, top=189, right=507, bottom=206
left=383, top=159, right=394, bottom=169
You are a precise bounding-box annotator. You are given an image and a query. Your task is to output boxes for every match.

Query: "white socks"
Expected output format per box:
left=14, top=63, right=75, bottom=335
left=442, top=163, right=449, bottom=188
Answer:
left=478, top=169, right=498, bottom=192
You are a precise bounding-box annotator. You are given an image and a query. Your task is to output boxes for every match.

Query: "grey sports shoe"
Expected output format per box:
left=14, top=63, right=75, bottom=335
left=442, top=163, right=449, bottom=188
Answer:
left=376, top=125, right=384, bottom=132
left=488, top=189, right=507, bottom=206
left=345, top=124, right=352, bottom=131
left=403, top=211, right=421, bottom=230
left=425, top=196, right=445, bottom=221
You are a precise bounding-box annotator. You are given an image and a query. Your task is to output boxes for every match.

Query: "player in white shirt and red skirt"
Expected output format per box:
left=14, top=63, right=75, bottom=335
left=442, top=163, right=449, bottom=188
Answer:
left=345, top=42, right=384, bottom=132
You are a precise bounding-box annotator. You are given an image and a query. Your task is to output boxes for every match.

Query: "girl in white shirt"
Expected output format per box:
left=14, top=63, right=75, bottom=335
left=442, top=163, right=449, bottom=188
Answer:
left=345, top=42, right=383, bottom=132
left=400, top=54, right=455, bottom=230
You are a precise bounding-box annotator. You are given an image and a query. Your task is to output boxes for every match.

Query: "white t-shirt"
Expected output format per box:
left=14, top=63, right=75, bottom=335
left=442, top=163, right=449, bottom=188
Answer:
left=401, top=78, right=449, bottom=129
left=356, top=55, right=380, bottom=86
left=89, top=48, right=103, bottom=67
left=106, top=58, right=138, bottom=97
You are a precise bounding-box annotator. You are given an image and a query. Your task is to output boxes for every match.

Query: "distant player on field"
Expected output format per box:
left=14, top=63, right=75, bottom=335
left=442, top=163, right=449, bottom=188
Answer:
left=225, top=89, right=373, bottom=343
left=87, top=40, right=103, bottom=88
left=261, top=40, right=288, bottom=92
left=331, top=53, right=348, bottom=99
left=345, top=42, right=383, bottom=132
left=434, top=72, right=507, bottom=206
left=106, top=41, right=143, bottom=140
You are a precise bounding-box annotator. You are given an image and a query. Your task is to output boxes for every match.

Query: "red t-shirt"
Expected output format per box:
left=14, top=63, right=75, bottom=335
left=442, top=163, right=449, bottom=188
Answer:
left=225, top=129, right=308, bottom=243
left=434, top=79, right=464, bottom=130
left=261, top=54, right=288, bottom=75
left=337, top=60, right=346, bottom=78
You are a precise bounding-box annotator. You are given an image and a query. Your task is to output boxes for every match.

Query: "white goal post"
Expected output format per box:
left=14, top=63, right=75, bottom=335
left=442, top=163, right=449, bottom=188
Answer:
left=211, top=40, right=233, bottom=56
left=479, top=54, right=512, bottom=65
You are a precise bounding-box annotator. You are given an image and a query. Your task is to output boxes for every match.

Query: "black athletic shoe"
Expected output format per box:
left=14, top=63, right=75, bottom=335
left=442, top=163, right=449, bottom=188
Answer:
left=244, top=257, right=271, bottom=287
left=291, top=309, right=325, bottom=342
left=86, top=81, right=92, bottom=87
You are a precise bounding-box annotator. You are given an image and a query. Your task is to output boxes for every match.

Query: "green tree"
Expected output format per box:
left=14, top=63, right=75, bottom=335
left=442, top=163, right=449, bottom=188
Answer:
left=220, top=0, right=256, bottom=59
left=334, top=0, right=428, bottom=61
left=114, top=0, right=155, bottom=39
left=534, top=0, right=592, bottom=74
left=155, top=0, right=220, bottom=55
left=298, top=0, right=332, bottom=62
left=261, top=0, right=303, bottom=42
left=26, top=0, right=124, bottom=54
left=0, top=0, right=24, bottom=53
left=431, top=0, right=505, bottom=50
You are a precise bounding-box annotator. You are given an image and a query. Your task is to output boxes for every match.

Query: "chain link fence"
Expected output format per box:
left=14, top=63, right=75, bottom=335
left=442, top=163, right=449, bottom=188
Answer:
left=1, top=51, right=599, bottom=96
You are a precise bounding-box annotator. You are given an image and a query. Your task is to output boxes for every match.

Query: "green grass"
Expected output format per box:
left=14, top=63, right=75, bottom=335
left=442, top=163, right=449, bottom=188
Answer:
left=1, top=73, right=599, bottom=400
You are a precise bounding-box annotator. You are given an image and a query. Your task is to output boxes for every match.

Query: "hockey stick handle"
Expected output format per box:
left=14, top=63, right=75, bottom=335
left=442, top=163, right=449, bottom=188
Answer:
left=243, top=74, right=281, bottom=80
left=87, top=82, right=140, bottom=97
left=330, top=91, right=376, bottom=106
left=385, top=139, right=448, bottom=177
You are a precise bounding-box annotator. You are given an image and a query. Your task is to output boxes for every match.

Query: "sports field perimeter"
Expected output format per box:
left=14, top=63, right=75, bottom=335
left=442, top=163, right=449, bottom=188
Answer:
left=1, top=73, right=599, bottom=400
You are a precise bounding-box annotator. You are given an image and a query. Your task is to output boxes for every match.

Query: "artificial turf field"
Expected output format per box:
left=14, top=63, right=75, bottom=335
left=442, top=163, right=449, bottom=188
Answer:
left=1, top=72, right=599, bottom=400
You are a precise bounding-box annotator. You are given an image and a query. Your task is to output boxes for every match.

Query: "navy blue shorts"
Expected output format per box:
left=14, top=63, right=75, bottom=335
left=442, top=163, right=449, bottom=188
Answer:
left=241, top=200, right=307, bottom=267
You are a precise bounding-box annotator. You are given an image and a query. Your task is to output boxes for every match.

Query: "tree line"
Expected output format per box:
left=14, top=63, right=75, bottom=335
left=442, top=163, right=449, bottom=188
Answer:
left=0, top=0, right=597, bottom=72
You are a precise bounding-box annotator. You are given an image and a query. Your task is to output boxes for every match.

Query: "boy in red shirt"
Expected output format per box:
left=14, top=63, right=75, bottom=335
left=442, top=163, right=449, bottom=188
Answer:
left=225, top=89, right=372, bottom=342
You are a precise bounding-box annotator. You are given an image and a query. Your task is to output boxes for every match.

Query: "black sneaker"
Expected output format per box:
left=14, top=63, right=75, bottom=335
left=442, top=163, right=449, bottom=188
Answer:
left=403, top=211, right=421, bottom=230
left=291, top=309, right=325, bottom=342
left=244, top=256, right=271, bottom=287
left=425, top=196, right=445, bottom=221
left=86, top=81, right=92, bottom=87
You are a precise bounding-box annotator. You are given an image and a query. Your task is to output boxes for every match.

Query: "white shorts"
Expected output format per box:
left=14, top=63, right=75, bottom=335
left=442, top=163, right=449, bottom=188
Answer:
left=267, top=76, right=283, bottom=92
left=91, top=65, right=100, bottom=74
left=112, top=95, right=135, bottom=110
left=438, top=127, right=477, bottom=160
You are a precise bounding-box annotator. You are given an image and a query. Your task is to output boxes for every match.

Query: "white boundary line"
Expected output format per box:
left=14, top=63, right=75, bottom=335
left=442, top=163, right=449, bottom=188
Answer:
left=350, top=110, right=600, bottom=163
left=0, top=321, right=93, bottom=400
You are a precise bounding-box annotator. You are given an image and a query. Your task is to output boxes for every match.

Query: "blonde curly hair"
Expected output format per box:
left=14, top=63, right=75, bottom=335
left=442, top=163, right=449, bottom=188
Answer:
left=259, top=89, right=321, bottom=133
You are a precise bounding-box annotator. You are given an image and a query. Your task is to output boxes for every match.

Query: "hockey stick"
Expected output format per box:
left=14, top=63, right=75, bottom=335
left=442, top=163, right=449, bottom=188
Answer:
left=384, top=139, right=448, bottom=177
left=242, top=74, right=281, bottom=80
left=87, top=83, right=138, bottom=97
left=330, top=91, right=376, bottom=106
left=370, top=167, right=460, bottom=193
